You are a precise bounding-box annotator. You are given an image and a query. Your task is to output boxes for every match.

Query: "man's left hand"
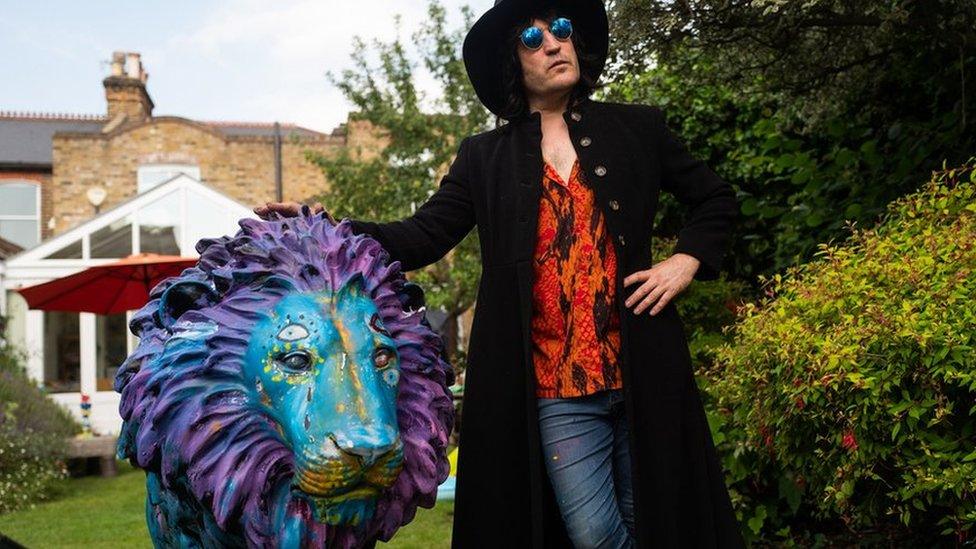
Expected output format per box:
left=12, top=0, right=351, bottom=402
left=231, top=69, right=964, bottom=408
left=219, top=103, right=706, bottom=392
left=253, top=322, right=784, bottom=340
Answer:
left=623, top=253, right=700, bottom=315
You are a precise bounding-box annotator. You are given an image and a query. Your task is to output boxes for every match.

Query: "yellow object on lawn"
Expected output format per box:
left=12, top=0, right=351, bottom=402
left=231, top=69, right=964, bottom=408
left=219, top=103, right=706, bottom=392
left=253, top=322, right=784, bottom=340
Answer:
left=448, top=447, right=458, bottom=477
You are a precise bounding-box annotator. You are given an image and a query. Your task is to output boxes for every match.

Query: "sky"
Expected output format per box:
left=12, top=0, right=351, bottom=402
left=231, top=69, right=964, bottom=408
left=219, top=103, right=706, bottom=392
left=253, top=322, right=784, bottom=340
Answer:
left=0, top=0, right=489, bottom=134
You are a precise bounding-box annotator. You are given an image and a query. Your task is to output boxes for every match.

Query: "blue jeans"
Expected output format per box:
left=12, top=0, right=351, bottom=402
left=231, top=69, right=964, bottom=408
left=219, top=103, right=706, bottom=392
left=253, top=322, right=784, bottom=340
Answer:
left=537, top=388, right=636, bottom=549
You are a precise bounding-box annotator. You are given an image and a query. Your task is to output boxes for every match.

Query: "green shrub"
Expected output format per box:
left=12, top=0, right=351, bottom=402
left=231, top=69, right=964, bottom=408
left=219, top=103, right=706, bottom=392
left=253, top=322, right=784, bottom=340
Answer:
left=0, top=343, right=80, bottom=514
left=704, top=159, right=976, bottom=544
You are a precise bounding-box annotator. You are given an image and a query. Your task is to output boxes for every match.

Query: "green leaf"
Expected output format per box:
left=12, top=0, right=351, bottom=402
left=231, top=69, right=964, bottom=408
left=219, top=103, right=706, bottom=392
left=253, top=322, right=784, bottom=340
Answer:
left=779, top=474, right=802, bottom=514
left=741, top=198, right=759, bottom=216
left=747, top=505, right=768, bottom=534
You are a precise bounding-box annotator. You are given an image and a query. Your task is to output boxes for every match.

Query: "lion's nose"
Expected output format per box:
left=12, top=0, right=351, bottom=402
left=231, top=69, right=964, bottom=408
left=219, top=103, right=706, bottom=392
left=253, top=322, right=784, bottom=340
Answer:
left=330, top=426, right=399, bottom=466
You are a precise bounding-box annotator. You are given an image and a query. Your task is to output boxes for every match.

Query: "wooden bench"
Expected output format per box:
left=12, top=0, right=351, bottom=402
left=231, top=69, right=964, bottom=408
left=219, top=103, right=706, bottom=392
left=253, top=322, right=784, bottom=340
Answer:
left=65, top=435, right=119, bottom=477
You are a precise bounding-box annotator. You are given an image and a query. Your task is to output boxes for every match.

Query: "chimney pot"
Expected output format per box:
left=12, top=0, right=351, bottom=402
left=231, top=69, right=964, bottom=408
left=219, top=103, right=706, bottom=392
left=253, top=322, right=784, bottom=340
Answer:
left=125, top=52, right=142, bottom=79
left=110, top=51, right=125, bottom=76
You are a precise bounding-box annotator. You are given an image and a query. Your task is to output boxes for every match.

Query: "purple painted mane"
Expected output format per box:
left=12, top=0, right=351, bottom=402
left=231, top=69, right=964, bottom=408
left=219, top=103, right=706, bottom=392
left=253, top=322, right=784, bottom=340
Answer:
left=114, top=211, right=455, bottom=547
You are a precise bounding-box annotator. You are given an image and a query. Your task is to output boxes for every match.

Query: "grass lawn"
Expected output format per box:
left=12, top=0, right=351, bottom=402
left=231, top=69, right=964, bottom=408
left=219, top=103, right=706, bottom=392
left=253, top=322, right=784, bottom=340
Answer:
left=0, top=460, right=454, bottom=548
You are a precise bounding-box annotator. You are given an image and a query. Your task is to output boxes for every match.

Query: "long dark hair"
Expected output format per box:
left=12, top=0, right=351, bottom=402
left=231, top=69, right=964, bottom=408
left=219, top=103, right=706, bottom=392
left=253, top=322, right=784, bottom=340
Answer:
left=496, top=7, right=605, bottom=124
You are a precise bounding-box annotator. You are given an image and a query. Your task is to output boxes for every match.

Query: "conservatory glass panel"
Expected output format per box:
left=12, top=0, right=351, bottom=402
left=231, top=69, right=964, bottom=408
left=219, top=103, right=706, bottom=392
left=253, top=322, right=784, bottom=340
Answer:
left=46, top=238, right=83, bottom=259
left=138, top=191, right=181, bottom=255
left=90, top=215, right=134, bottom=258
left=43, top=312, right=80, bottom=393
left=185, top=189, right=242, bottom=252
left=95, top=313, right=128, bottom=392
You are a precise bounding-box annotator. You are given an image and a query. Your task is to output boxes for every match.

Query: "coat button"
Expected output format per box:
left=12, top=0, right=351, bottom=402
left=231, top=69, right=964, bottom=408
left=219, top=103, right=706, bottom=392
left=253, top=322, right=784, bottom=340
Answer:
left=594, top=165, right=607, bottom=177
left=570, top=111, right=582, bottom=122
left=609, top=199, right=620, bottom=210
left=618, top=234, right=626, bottom=246
left=580, top=136, right=592, bottom=147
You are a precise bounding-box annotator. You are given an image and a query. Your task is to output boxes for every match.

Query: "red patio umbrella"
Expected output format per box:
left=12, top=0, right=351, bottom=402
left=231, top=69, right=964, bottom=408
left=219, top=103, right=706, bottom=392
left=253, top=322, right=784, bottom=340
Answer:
left=18, top=253, right=198, bottom=314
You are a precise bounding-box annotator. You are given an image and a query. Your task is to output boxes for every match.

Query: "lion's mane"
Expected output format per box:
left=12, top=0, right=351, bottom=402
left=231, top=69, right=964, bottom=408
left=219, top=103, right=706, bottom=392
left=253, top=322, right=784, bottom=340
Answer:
left=114, top=211, right=455, bottom=548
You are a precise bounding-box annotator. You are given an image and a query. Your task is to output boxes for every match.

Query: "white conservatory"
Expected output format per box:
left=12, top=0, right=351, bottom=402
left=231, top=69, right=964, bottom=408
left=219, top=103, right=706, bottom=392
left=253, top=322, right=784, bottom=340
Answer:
left=0, top=175, right=255, bottom=435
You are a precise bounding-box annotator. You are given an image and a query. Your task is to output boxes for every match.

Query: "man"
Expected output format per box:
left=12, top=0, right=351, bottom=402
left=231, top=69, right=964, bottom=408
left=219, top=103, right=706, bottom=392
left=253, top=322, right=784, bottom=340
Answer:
left=255, top=1, right=744, bottom=547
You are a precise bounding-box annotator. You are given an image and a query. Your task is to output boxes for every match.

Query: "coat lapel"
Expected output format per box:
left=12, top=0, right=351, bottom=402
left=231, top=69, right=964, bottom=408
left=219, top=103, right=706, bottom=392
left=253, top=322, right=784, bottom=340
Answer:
left=514, top=111, right=544, bottom=264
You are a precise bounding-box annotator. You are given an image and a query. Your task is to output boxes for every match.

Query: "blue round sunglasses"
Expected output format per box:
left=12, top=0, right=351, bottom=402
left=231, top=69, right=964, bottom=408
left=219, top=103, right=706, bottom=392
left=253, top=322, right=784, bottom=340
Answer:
left=520, top=17, right=573, bottom=50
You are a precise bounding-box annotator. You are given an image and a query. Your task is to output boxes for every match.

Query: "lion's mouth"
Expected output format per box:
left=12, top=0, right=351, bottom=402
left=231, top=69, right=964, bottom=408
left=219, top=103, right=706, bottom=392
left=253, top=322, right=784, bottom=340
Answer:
left=294, top=438, right=404, bottom=498
left=296, top=442, right=404, bottom=527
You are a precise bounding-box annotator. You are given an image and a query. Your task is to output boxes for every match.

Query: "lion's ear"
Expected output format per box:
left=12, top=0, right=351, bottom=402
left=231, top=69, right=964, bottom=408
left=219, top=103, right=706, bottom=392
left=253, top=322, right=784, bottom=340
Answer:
left=334, top=273, right=368, bottom=304
left=157, top=281, right=219, bottom=329
left=400, top=282, right=426, bottom=313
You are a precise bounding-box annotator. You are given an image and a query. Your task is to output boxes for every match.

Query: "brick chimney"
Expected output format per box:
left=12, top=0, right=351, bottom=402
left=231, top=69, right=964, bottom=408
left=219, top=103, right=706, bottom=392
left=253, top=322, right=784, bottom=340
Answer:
left=103, top=51, right=154, bottom=123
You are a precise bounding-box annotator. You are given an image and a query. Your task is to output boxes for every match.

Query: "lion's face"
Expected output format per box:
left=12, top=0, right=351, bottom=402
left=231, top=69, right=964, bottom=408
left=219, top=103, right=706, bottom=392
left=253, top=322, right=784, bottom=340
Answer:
left=243, top=275, right=404, bottom=526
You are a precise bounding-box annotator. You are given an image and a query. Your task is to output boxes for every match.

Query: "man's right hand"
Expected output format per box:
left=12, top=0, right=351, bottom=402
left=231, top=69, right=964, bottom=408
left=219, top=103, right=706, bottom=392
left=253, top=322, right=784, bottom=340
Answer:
left=253, top=201, right=336, bottom=224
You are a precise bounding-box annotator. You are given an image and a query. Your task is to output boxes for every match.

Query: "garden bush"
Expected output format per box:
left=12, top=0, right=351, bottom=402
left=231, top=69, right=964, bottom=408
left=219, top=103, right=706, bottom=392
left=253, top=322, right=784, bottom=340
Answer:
left=0, top=342, right=80, bottom=513
left=702, top=159, right=976, bottom=544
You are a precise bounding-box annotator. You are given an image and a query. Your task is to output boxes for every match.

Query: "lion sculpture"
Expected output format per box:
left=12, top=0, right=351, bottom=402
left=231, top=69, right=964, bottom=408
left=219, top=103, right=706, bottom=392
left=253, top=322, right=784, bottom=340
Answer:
left=114, top=210, right=455, bottom=548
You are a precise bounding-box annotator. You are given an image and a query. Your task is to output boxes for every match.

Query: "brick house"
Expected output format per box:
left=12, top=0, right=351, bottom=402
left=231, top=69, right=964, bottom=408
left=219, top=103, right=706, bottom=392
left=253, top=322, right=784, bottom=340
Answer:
left=0, top=51, right=387, bottom=434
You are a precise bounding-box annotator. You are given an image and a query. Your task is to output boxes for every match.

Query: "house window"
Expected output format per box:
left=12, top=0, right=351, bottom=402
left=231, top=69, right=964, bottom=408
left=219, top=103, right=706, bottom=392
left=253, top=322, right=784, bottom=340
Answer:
left=0, top=181, right=40, bottom=249
left=137, top=164, right=200, bottom=193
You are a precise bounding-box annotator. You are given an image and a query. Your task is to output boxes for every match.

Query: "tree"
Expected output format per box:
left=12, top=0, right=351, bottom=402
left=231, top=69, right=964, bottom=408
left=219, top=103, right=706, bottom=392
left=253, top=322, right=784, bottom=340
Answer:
left=602, top=1, right=976, bottom=280
left=307, top=0, right=491, bottom=368
left=607, top=0, right=975, bottom=134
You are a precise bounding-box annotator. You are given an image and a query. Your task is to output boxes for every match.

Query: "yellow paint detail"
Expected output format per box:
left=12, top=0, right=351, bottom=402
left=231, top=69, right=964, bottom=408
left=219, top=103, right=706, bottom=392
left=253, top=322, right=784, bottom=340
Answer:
left=336, top=403, right=346, bottom=414
left=334, top=316, right=368, bottom=420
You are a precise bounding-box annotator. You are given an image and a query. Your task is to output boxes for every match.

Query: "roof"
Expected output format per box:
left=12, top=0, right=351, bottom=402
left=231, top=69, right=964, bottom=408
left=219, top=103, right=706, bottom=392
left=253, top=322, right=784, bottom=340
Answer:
left=0, top=111, right=337, bottom=168
left=0, top=112, right=106, bottom=167
left=199, top=120, right=331, bottom=138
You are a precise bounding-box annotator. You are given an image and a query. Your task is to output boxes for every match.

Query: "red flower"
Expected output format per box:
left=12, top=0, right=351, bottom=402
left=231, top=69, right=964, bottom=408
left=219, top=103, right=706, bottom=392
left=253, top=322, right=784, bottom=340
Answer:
left=842, top=429, right=858, bottom=452
left=794, top=396, right=805, bottom=410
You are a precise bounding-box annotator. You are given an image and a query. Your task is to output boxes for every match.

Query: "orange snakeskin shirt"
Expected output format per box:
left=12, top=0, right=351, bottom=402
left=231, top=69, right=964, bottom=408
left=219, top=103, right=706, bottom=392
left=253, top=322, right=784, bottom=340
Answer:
left=531, top=158, right=623, bottom=398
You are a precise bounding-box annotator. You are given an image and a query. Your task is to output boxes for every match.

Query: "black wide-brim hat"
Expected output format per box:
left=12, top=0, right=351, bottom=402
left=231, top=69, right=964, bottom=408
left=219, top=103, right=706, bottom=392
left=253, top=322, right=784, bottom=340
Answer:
left=462, top=0, right=609, bottom=117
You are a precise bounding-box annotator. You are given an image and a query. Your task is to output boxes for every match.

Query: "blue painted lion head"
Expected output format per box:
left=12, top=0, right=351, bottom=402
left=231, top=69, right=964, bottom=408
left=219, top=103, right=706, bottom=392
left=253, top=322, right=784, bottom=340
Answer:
left=114, top=211, right=455, bottom=548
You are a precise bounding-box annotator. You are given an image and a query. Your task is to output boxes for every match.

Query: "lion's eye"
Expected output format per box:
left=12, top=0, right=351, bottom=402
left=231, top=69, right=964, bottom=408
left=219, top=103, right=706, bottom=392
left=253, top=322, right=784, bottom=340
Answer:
left=277, top=323, right=309, bottom=342
left=277, top=351, right=312, bottom=371
left=373, top=347, right=396, bottom=369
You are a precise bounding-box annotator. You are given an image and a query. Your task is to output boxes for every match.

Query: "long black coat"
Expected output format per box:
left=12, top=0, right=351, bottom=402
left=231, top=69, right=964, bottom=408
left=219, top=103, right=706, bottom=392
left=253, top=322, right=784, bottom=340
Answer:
left=348, top=96, right=745, bottom=548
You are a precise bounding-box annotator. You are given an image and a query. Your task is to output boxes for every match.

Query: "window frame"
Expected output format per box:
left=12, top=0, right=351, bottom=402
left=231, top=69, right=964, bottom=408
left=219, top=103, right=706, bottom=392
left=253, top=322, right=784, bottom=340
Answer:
left=0, top=180, right=41, bottom=249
